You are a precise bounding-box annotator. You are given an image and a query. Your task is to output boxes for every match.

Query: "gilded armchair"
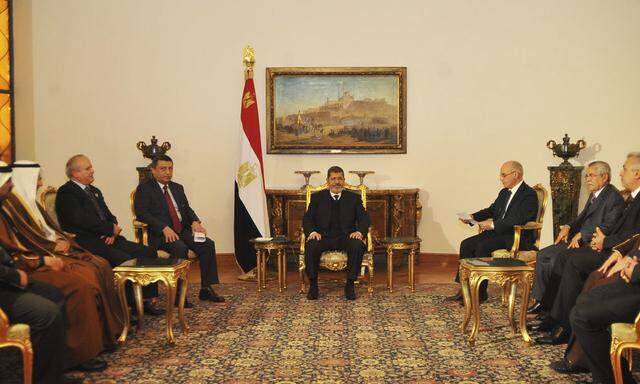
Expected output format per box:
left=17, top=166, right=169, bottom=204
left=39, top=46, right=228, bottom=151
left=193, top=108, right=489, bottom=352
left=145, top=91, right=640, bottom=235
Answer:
left=491, top=183, right=549, bottom=262
left=611, top=310, right=640, bottom=384
left=0, top=307, right=33, bottom=384
left=129, top=190, right=196, bottom=259
left=298, top=182, right=374, bottom=294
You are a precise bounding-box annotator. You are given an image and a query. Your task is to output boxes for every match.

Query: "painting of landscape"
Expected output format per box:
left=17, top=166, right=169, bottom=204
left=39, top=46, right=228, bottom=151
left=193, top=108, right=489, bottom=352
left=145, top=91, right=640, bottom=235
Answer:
left=266, top=67, right=406, bottom=154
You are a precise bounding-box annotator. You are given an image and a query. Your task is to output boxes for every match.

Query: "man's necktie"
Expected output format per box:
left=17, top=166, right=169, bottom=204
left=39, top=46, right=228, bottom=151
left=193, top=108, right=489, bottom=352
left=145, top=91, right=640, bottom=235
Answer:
left=84, top=187, right=106, bottom=220
left=501, top=190, right=512, bottom=219
left=333, top=195, right=339, bottom=201
left=163, top=185, right=183, bottom=233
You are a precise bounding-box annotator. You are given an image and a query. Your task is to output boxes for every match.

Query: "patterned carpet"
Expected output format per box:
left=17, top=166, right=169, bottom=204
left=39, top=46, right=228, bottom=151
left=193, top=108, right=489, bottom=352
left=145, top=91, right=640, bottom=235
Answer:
left=4, top=281, right=637, bottom=383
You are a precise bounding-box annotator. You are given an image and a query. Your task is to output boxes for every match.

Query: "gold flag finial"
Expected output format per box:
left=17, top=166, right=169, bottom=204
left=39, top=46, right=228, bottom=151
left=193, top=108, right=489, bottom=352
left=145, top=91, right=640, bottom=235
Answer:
left=243, top=45, right=255, bottom=80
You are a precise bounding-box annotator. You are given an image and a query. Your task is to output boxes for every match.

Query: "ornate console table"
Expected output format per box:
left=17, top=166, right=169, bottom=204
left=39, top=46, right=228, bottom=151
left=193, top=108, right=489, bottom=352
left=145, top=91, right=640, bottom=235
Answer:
left=265, top=188, right=422, bottom=262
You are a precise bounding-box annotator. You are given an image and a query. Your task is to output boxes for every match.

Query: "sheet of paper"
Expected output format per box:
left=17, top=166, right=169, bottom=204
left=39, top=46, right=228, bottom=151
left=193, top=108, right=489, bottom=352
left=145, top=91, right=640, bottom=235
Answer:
left=456, top=212, right=478, bottom=225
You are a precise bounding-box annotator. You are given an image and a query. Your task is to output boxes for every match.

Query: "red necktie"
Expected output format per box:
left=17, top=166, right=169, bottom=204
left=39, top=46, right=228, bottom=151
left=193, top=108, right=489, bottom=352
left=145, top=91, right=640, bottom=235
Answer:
left=163, top=185, right=183, bottom=233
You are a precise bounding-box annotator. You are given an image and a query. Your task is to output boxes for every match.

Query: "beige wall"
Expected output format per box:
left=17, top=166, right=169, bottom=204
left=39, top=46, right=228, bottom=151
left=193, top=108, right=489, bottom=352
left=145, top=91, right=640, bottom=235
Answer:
left=13, top=0, right=640, bottom=254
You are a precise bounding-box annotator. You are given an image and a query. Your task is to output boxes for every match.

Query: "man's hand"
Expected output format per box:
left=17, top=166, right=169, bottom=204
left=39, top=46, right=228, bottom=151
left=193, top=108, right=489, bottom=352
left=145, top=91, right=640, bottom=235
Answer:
left=113, top=224, right=122, bottom=237
left=598, top=251, right=622, bottom=274
left=590, top=227, right=605, bottom=252
left=103, top=236, right=115, bottom=245
left=621, top=256, right=639, bottom=283
left=191, top=221, right=207, bottom=236
left=478, top=220, right=493, bottom=232
left=53, top=239, right=71, bottom=253
left=555, top=225, right=570, bottom=245
left=307, top=231, right=321, bottom=241
left=163, top=226, right=180, bottom=243
left=17, top=269, right=28, bottom=288
left=567, top=233, right=582, bottom=249
left=349, top=231, right=363, bottom=241
left=44, top=256, right=64, bottom=272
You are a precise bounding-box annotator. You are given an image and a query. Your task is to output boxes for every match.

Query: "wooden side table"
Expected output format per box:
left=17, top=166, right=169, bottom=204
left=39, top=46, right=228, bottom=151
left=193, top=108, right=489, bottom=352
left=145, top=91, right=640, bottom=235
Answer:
left=380, top=237, right=421, bottom=292
left=250, top=237, right=289, bottom=292
left=113, top=258, right=190, bottom=345
left=458, top=258, right=534, bottom=346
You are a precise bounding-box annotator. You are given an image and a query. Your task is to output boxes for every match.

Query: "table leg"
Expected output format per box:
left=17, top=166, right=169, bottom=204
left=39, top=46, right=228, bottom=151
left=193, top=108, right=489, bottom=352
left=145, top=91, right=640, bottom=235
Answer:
left=165, top=279, right=176, bottom=344
left=133, top=283, right=144, bottom=331
left=519, top=276, right=532, bottom=344
left=408, top=248, right=416, bottom=292
left=469, top=275, right=483, bottom=346
left=178, top=276, right=189, bottom=332
left=460, top=268, right=471, bottom=334
left=277, top=249, right=283, bottom=293
left=387, top=247, right=393, bottom=293
left=116, top=277, right=129, bottom=344
left=261, top=251, right=267, bottom=290
left=507, top=282, right=517, bottom=334
left=256, top=250, right=263, bottom=292
left=281, top=249, right=287, bottom=290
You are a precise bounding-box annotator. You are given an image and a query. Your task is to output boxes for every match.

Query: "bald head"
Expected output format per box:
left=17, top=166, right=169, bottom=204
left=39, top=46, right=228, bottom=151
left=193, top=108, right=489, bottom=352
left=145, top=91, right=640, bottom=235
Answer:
left=500, top=161, right=524, bottom=189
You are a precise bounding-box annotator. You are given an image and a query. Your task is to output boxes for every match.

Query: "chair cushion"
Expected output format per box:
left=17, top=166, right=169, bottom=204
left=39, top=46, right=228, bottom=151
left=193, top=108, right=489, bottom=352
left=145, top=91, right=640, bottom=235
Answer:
left=491, top=249, right=537, bottom=263
left=611, top=322, right=637, bottom=343
left=8, top=324, right=30, bottom=342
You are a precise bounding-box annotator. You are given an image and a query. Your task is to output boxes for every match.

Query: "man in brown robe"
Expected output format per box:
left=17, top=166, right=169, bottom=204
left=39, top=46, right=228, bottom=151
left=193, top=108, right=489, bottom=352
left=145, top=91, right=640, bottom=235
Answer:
left=0, top=161, right=113, bottom=372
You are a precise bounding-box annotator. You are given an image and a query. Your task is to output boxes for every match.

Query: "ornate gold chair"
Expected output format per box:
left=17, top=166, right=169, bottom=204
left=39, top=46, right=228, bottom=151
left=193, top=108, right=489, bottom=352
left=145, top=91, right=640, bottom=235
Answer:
left=491, top=184, right=549, bottom=262
left=129, top=190, right=196, bottom=259
left=0, top=307, right=33, bottom=384
left=611, top=311, right=640, bottom=384
left=298, top=182, right=374, bottom=294
left=37, top=186, right=60, bottom=229
left=490, top=184, right=548, bottom=304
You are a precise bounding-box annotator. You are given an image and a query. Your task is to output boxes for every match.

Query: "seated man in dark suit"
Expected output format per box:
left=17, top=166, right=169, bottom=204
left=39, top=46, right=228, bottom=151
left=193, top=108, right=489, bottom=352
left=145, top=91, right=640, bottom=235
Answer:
left=134, top=155, right=223, bottom=303
left=536, top=152, right=640, bottom=345
left=528, top=161, right=625, bottom=315
left=56, top=154, right=164, bottom=315
left=448, top=161, right=538, bottom=302
left=569, top=253, right=640, bottom=384
left=303, top=166, right=371, bottom=301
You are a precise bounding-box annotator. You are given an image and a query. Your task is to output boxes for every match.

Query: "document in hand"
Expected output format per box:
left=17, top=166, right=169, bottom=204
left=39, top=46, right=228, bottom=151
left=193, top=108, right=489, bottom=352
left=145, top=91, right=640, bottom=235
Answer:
left=457, top=212, right=478, bottom=226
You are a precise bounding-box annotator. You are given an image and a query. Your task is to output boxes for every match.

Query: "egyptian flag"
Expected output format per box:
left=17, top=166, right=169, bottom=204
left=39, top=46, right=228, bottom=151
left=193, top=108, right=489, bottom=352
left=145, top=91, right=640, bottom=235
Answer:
left=234, top=72, right=269, bottom=273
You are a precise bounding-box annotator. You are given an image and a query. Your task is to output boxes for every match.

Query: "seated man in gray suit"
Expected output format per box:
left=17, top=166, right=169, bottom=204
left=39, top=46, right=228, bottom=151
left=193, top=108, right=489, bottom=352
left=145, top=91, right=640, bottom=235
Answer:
left=528, top=161, right=625, bottom=315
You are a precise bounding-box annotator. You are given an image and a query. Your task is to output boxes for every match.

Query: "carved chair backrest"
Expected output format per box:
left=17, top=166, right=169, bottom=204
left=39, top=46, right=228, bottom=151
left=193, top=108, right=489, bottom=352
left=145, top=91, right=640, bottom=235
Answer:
left=300, top=182, right=372, bottom=253
left=532, top=183, right=549, bottom=250
left=38, top=186, right=60, bottom=229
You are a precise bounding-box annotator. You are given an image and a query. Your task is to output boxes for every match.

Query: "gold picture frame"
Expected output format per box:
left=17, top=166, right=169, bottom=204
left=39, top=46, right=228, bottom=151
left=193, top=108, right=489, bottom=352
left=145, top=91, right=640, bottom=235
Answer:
left=266, top=67, right=407, bottom=154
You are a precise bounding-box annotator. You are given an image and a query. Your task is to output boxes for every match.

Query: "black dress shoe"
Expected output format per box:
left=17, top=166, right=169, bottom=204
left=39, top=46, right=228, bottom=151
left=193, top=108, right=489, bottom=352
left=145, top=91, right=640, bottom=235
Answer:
left=175, top=296, right=194, bottom=308
left=445, top=290, right=463, bottom=302
left=63, top=376, right=86, bottom=384
left=536, top=326, right=570, bottom=345
left=307, top=284, right=319, bottom=300
left=527, top=319, right=555, bottom=333
left=69, top=357, right=107, bottom=372
left=549, top=359, right=589, bottom=374
left=102, top=342, right=119, bottom=354
left=199, top=287, right=225, bottom=302
left=527, top=301, right=543, bottom=315
left=143, top=301, right=166, bottom=316
left=345, top=281, right=356, bottom=301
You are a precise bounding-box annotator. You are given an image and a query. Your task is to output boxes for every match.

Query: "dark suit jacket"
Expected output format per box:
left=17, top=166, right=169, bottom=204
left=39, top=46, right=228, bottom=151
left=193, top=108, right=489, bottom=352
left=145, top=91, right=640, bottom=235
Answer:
left=602, top=194, right=640, bottom=250
left=55, top=180, right=118, bottom=239
left=0, top=245, right=20, bottom=290
left=568, top=183, right=625, bottom=243
left=472, top=181, right=539, bottom=248
left=133, top=179, right=199, bottom=240
left=303, top=189, right=371, bottom=238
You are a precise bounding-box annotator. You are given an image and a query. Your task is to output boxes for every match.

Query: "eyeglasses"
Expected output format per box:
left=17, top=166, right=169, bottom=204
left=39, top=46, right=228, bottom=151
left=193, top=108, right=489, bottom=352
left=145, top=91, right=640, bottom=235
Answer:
left=499, top=170, right=516, bottom=178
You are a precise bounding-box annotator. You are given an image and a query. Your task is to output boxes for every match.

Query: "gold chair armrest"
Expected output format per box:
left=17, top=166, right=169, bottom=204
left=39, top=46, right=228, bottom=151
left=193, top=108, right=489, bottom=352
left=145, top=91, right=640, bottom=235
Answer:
left=0, top=307, right=9, bottom=341
left=513, top=222, right=543, bottom=231
left=132, top=220, right=149, bottom=246
left=612, top=233, right=640, bottom=255
left=300, top=227, right=306, bottom=253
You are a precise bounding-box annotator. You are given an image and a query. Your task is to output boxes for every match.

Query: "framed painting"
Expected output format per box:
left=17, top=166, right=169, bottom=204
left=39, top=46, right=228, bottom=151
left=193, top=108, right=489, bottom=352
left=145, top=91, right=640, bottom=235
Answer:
left=266, top=67, right=406, bottom=154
